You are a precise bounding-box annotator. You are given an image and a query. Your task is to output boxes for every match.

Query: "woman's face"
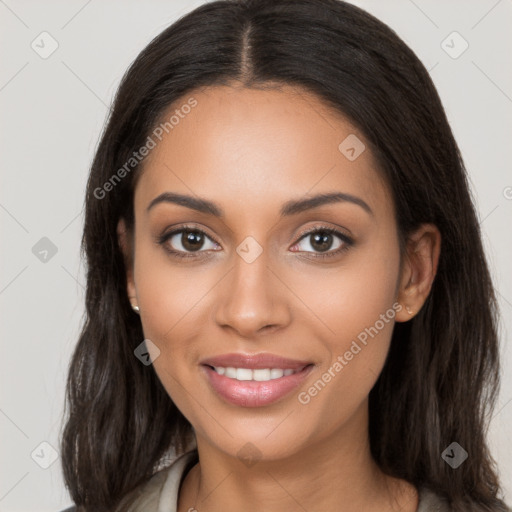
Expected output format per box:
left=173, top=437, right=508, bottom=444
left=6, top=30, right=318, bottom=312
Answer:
left=122, top=84, right=413, bottom=460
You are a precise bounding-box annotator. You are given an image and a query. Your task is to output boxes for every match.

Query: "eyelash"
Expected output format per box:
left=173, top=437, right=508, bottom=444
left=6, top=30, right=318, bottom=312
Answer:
left=156, top=223, right=354, bottom=261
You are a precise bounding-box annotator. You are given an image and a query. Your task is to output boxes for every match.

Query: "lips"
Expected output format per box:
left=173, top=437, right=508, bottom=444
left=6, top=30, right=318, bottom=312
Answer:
left=200, top=352, right=314, bottom=407
left=200, top=352, right=312, bottom=370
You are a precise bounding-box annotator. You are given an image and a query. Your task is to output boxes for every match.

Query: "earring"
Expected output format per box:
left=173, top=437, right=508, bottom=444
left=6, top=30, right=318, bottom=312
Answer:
left=405, top=305, right=413, bottom=315
left=131, top=303, right=140, bottom=314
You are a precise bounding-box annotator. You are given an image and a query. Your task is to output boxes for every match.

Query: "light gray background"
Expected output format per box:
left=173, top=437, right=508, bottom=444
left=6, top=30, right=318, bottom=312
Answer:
left=1, top=1, right=511, bottom=510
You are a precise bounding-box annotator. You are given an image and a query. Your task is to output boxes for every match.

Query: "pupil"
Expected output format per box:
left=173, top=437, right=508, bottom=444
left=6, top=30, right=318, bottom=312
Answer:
left=311, top=232, right=332, bottom=252
left=182, top=230, right=203, bottom=251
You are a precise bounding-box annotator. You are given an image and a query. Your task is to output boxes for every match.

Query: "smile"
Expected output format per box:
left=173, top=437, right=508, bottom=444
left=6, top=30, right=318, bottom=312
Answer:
left=210, top=366, right=306, bottom=381
left=201, top=363, right=314, bottom=407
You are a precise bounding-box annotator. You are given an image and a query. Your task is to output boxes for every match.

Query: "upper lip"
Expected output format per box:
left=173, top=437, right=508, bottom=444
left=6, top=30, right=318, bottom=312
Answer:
left=200, top=353, right=312, bottom=370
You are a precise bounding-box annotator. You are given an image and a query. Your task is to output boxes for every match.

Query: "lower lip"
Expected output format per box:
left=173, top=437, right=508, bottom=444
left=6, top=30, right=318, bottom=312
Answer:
left=201, top=364, right=314, bottom=407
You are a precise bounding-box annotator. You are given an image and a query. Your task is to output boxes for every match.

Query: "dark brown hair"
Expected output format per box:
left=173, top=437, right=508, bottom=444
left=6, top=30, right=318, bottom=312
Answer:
left=60, top=1, right=509, bottom=511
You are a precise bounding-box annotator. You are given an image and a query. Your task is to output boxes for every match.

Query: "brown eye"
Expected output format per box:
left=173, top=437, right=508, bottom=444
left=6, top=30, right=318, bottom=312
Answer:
left=180, top=230, right=206, bottom=252
left=158, top=227, right=220, bottom=258
left=309, top=231, right=335, bottom=252
left=289, top=226, right=355, bottom=261
left=293, top=229, right=348, bottom=254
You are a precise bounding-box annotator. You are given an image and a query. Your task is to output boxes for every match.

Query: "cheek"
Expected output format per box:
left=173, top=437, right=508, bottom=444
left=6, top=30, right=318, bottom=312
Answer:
left=133, top=235, right=213, bottom=345
left=294, top=239, right=400, bottom=415
left=132, top=239, right=220, bottom=417
left=132, top=243, right=195, bottom=381
left=293, top=233, right=400, bottom=346
left=133, top=254, right=201, bottom=420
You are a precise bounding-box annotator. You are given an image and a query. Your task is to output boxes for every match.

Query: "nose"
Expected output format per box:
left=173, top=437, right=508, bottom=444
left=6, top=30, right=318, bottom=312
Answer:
left=213, top=248, right=292, bottom=339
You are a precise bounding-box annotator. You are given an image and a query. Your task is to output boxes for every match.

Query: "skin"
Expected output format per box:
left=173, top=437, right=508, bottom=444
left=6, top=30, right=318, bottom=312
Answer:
left=118, top=83, right=441, bottom=512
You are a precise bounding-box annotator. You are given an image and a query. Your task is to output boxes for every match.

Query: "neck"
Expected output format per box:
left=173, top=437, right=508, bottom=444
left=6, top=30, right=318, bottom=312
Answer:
left=177, top=402, right=418, bottom=512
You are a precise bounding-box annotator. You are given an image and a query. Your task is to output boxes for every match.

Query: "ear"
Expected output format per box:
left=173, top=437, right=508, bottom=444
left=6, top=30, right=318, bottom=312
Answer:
left=395, top=223, right=441, bottom=322
left=117, top=218, right=137, bottom=307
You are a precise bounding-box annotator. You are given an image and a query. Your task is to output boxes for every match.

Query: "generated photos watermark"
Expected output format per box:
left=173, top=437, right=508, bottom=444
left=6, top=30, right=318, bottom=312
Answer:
left=94, top=97, right=198, bottom=200
left=298, top=302, right=403, bottom=404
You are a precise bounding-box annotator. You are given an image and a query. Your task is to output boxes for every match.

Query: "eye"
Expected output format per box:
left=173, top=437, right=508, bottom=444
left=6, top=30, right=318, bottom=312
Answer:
left=157, top=224, right=354, bottom=261
left=290, top=227, right=353, bottom=259
left=157, top=225, right=220, bottom=259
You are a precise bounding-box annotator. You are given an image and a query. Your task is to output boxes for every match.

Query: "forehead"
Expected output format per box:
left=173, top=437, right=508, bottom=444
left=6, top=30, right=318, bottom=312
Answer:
left=134, top=84, right=391, bottom=219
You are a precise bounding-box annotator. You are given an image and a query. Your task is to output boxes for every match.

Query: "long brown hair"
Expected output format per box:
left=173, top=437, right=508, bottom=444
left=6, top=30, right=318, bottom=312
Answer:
left=60, top=1, right=509, bottom=510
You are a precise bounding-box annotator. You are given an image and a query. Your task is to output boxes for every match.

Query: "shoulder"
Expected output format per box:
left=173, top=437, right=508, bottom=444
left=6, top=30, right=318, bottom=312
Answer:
left=125, top=449, right=199, bottom=512
left=58, top=450, right=198, bottom=512
left=417, top=487, right=452, bottom=512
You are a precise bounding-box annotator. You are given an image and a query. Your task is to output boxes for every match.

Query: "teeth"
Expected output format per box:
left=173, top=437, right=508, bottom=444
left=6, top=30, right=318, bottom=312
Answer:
left=212, top=366, right=302, bottom=381
left=270, top=368, right=284, bottom=379
left=254, top=369, right=271, bottom=381
left=236, top=368, right=253, bottom=381
left=225, top=367, right=237, bottom=378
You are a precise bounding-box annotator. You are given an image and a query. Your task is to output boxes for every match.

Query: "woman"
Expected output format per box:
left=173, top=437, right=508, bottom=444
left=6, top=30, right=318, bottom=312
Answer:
left=59, top=0, right=510, bottom=511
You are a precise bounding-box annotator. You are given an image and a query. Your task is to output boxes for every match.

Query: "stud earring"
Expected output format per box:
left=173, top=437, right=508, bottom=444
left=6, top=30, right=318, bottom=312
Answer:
left=405, top=305, right=413, bottom=315
left=131, top=303, right=140, bottom=314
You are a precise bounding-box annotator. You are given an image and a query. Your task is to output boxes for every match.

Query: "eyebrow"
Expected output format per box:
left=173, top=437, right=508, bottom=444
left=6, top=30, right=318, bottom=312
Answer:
left=146, top=191, right=373, bottom=217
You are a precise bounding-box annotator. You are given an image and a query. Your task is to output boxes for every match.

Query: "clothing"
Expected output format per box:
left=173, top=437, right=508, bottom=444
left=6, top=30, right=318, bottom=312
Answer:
left=123, top=449, right=451, bottom=512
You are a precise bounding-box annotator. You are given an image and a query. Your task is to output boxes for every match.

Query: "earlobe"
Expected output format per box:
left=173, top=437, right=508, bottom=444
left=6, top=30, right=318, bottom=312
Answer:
left=395, top=223, right=441, bottom=322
